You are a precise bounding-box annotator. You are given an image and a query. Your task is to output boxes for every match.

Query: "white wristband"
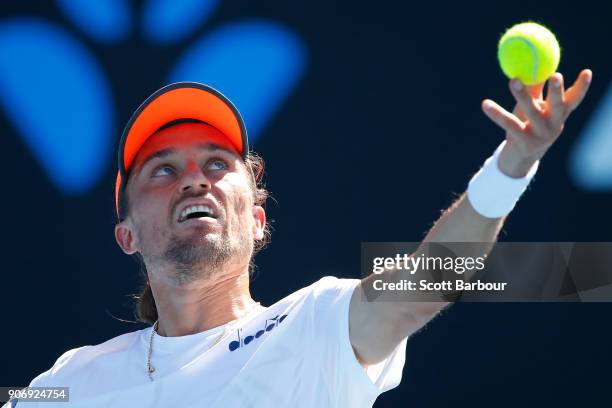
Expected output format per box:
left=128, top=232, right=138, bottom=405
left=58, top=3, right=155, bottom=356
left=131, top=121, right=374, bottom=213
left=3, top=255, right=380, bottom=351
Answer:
left=467, top=140, right=539, bottom=218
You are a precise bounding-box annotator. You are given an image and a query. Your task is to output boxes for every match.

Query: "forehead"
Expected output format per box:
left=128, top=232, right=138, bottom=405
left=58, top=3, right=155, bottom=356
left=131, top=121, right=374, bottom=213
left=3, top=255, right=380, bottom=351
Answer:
left=132, top=122, right=239, bottom=169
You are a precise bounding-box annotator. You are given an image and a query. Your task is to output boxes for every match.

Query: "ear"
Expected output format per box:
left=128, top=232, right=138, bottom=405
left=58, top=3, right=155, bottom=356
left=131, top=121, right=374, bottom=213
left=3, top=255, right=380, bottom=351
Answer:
left=252, top=205, right=266, bottom=240
left=114, top=219, right=139, bottom=255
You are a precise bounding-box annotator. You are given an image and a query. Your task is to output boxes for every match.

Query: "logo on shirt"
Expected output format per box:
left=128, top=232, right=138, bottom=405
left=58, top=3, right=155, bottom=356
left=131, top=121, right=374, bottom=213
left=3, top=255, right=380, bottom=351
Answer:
left=229, top=314, right=288, bottom=352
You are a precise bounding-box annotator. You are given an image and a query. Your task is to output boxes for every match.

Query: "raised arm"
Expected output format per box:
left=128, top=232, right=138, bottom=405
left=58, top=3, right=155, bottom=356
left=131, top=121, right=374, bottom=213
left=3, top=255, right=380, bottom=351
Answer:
left=349, top=69, right=593, bottom=366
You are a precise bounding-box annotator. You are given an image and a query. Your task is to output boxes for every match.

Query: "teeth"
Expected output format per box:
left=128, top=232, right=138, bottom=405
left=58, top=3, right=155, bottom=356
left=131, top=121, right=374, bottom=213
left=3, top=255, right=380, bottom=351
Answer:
left=179, top=205, right=213, bottom=221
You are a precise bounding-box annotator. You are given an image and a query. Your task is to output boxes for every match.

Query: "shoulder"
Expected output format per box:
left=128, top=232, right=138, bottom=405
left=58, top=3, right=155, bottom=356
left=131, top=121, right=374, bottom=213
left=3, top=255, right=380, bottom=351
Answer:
left=29, top=329, right=144, bottom=387
left=305, top=276, right=361, bottom=310
left=308, top=276, right=360, bottom=314
left=309, top=276, right=360, bottom=296
left=260, top=276, right=360, bottom=327
left=275, top=276, right=361, bottom=324
left=273, top=276, right=360, bottom=308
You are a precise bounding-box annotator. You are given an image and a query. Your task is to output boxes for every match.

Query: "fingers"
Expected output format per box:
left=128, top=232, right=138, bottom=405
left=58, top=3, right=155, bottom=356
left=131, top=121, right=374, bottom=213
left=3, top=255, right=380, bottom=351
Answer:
left=484, top=69, right=592, bottom=147
left=565, top=69, right=592, bottom=113
left=482, top=99, right=525, bottom=139
left=546, top=73, right=565, bottom=125
left=509, top=79, right=547, bottom=136
left=528, top=82, right=545, bottom=100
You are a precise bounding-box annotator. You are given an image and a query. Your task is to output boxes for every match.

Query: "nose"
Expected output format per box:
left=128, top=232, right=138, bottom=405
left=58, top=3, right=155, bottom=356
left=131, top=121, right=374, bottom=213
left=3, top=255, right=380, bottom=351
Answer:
left=179, top=161, right=210, bottom=193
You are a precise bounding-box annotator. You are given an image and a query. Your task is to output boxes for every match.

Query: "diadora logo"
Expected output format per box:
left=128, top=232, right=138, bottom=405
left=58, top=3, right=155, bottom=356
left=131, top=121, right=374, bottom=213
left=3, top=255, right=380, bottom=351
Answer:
left=229, top=314, right=288, bottom=352
left=0, top=0, right=305, bottom=195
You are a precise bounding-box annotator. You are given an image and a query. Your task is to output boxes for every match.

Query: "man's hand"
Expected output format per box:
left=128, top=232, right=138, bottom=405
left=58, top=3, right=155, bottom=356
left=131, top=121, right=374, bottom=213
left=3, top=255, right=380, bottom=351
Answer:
left=481, top=69, right=593, bottom=178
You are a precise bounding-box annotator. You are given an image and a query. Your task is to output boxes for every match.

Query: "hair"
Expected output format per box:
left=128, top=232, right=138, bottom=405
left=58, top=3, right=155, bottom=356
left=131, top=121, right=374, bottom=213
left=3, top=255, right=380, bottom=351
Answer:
left=118, top=136, right=270, bottom=325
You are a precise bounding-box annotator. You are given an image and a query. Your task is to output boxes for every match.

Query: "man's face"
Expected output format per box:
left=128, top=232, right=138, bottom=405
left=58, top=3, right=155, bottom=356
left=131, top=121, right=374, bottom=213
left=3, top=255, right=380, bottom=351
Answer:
left=115, top=122, right=265, bottom=284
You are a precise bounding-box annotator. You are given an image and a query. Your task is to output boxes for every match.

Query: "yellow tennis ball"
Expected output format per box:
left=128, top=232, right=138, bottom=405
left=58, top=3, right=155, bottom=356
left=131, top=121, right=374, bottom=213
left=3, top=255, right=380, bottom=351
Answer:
left=497, top=22, right=561, bottom=86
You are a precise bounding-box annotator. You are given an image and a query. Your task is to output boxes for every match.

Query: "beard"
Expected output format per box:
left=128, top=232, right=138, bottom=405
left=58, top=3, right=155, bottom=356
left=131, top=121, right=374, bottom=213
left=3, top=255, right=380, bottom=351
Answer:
left=161, top=226, right=252, bottom=285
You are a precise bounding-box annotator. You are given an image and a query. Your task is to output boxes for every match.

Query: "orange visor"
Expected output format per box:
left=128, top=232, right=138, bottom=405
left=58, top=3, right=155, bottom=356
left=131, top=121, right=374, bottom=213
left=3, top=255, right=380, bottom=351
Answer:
left=115, top=82, right=248, bottom=220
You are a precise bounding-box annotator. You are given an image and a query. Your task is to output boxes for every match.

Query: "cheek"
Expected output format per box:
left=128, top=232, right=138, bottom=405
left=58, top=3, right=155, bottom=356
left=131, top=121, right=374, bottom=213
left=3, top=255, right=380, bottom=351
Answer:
left=133, top=187, right=172, bottom=219
left=131, top=197, right=172, bottom=240
left=235, top=194, right=248, bottom=217
left=226, top=190, right=252, bottom=229
left=132, top=215, right=173, bottom=256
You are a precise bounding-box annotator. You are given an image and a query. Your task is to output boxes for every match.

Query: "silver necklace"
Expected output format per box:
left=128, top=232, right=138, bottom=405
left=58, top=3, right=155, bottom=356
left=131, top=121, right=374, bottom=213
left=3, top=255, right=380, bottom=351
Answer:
left=147, top=302, right=262, bottom=381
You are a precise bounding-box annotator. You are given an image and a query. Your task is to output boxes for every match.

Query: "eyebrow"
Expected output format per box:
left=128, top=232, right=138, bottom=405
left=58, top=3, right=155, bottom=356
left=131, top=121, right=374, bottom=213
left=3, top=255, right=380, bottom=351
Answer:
left=135, top=143, right=237, bottom=173
left=136, top=148, right=177, bottom=173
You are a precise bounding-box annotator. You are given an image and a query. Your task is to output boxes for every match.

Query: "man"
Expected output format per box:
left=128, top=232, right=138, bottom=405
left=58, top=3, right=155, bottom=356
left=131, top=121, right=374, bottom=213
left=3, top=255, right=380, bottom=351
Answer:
left=14, top=70, right=591, bottom=407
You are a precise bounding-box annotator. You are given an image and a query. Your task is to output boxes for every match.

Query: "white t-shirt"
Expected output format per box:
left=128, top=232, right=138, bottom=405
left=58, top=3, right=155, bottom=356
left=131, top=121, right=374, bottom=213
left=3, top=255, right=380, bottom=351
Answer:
left=10, top=277, right=408, bottom=408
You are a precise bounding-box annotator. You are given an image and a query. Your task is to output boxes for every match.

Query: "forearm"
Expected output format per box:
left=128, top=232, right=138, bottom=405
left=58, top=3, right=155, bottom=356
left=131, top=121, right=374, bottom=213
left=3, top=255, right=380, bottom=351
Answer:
left=422, top=192, right=504, bottom=244
left=356, top=173, right=523, bottom=364
left=417, top=141, right=537, bottom=264
left=408, top=193, right=504, bottom=314
left=410, top=145, right=535, bottom=303
left=389, top=158, right=526, bottom=320
left=409, top=192, right=505, bottom=310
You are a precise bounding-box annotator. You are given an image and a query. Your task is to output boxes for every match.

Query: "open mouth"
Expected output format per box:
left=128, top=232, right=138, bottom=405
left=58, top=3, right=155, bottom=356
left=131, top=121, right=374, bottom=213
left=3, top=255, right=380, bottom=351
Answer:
left=178, top=205, right=217, bottom=223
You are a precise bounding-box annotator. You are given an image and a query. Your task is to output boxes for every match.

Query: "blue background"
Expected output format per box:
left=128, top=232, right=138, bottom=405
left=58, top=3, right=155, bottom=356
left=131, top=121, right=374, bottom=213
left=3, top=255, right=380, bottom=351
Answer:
left=1, top=0, right=611, bottom=406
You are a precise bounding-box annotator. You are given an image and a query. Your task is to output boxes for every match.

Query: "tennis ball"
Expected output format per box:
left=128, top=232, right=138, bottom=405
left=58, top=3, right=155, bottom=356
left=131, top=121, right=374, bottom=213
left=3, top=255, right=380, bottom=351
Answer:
left=497, top=22, right=561, bottom=86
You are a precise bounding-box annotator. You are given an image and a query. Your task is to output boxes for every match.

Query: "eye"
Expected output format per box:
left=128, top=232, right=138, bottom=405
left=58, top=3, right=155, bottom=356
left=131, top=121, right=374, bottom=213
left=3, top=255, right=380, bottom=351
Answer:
left=207, top=159, right=228, bottom=171
left=152, top=165, right=175, bottom=177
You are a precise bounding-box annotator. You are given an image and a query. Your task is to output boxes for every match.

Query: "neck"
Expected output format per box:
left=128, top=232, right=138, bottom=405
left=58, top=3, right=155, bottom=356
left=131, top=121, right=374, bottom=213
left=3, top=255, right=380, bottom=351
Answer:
left=149, top=262, right=257, bottom=337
